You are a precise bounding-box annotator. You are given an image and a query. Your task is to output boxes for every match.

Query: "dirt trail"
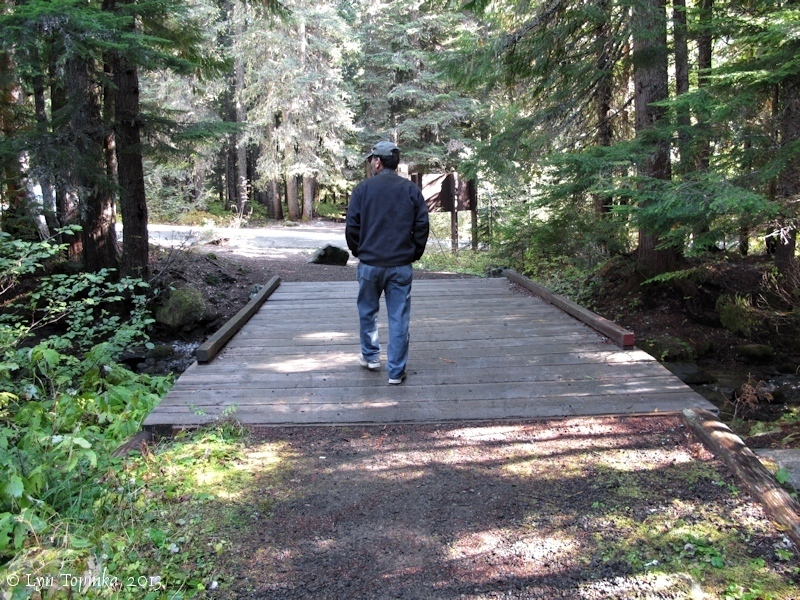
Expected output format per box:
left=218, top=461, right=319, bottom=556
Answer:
left=213, top=416, right=799, bottom=599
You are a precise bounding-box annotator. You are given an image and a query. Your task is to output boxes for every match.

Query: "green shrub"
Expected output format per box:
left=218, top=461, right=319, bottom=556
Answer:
left=0, top=234, right=171, bottom=567
left=316, top=202, right=347, bottom=221
left=417, top=248, right=494, bottom=277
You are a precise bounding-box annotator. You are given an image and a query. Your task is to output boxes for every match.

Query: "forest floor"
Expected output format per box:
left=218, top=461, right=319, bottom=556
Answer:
left=143, top=237, right=800, bottom=598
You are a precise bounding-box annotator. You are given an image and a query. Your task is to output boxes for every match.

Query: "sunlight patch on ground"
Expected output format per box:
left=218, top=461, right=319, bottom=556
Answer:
left=245, top=443, right=289, bottom=470
left=262, top=353, right=354, bottom=372
left=192, top=467, right=249, bottom=500
left=598, top=448, right=695, bottom=472
left=447, top=528, right=579, bottom=578
left=503, top=457, right=584, bottom=479
left=299, top=331, right=352, bottom=340
left=509, top=535, right=579, bottom=562
left=602, top=350, right=657, bottom=363
left=578, top=572, right=704, bottom=599
left=339, top=456, right=429, bottom=475
left=444, top=425, right=528, bottom=441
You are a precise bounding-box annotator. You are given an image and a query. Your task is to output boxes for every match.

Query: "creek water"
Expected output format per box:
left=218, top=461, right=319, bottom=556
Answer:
left=687, top=361, right=800, bottom=421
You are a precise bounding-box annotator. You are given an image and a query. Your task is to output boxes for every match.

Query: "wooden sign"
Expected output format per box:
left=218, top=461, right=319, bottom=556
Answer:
left=409, top=173, right=476, bottom=213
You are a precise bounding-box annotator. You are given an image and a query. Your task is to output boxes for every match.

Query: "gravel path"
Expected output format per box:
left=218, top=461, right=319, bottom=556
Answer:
left=212, top=417, right=799, bottom=599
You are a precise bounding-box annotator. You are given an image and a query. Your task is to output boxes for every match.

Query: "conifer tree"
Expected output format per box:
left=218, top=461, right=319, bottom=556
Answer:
left=351, top=0, right=476, bottom=172
left=242, top=0, right=357, bottom=219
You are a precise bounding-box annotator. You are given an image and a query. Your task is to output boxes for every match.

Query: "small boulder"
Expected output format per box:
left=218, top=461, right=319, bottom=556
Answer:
left=735, top=343, right=774, bottom=363
left=308, top=244, right=350, bottom=266
left=155, top=287, right=205, bottom=330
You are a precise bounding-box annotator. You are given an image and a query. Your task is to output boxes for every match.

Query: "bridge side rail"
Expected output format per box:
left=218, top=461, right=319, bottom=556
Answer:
left=195, top=275, right=282, bottom=363
left=504, top=269, right=635, bottom=349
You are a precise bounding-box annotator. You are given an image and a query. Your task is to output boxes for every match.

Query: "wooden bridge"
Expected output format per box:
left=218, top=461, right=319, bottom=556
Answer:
left=142, top=273, right=717, bottom=432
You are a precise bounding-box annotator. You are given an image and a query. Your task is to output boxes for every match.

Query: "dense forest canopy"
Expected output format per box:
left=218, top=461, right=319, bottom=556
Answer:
left=0, top=0, right=798, bottom=278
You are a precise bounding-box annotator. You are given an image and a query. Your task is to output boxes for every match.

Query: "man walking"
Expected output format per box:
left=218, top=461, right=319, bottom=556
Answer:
left=345, top=141, right=429, bottom=385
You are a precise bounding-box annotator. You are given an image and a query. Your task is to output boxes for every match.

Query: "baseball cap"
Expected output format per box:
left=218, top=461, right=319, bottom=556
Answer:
left=365, top=141, right=399, bottom=161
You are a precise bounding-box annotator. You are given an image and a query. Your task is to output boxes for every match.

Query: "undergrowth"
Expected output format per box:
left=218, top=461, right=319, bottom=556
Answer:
left=0, top=231, right=186, bottom=597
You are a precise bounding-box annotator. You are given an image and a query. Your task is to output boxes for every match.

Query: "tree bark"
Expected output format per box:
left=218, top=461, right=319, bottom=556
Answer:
left=775, top=72, right=800, bottom=276
left=673, top=0, right=691, bottom=171
left=234, top=0, right=248, bottom=218
left=592, top=0, right=614, bottom=252
left=31, top=47, right=57, bottom=236
left=65, top=54, right=118, bottom=271
left=270, top=179, right=283, bottom=220
left=302, top=175, right=315, bottom=220
left=286, top=175, right=300, bottom=221
left=0, top=50, right=38, bottom=240
left=633, top=0, right=675, bottom=277
left=695, top=0, right=713, bottom=171
left=225, top=142, right=237, bottom=210
left=50, top=55, right=72, bottom=237
left=112, top=29, right=150, bottom=278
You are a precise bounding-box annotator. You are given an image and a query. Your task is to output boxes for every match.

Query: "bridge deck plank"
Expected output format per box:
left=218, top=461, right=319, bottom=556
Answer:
left=143, top=278, right=716, bottom=429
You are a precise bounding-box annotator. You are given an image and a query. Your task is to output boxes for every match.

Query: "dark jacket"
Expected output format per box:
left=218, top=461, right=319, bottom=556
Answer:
left=345, top=170, right=429, bottom=267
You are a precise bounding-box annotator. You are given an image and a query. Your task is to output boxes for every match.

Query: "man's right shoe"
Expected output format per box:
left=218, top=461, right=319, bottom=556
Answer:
left=360, top=355, right=380, bottom=371
left=388, top=372, right=406, bottom=385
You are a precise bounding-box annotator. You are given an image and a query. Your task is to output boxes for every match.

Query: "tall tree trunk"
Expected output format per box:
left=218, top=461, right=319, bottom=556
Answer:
left=775, top=72, right=800, bottom=276
left=234, top=0, right=248, bottom=218
left=592, top=0, right=614, bottom=253
left=695, top=0, right=713, bottom=171
left=633, top=0, right=675, bottom=277
left=49, top=56, right=71, bottom=234
left=270, top=179, right=283, bottom=220
left=302, top=175, right=315, bottom=220
left=31, top=47, right=57, bottom=236
left=111, top=3, right=149, bottom=279
left=673, top=0, right=691, bottom=171
left=225, top=142, right=237, bottom=210
left=0, top=50, right=36, bottom=239
left=286, top=175, right=300, bottom=221
left=65, top=54, right=118, bottom=271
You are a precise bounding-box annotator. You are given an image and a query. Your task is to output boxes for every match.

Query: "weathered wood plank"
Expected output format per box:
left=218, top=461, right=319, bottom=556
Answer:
left=158, top=376, right=694, bottom=406
left=143, top=278, right=716, bottom=429
left=195, top=276, right=281, bottom=363
left=504, top=269, right=635, bottom=348
left=181, top=355, right=669, bottom=378
left=682, top=408, right=800, bottom=550
left=215, top=340, right=648, bottom=368
left=144, top=392, right=710, bottom=427
left=173, top=356, right=686, bottom=393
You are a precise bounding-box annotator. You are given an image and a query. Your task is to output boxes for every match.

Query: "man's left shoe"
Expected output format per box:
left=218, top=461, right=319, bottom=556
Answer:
left=360, top=355, right=380, bottom=371
left=388, top=372, right=406, bottom=385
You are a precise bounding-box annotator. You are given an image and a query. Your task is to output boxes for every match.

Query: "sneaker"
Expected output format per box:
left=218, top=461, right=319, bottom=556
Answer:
left=360, top=355, right=380, bottom=371
left=388, top=372, right=406, bottom=385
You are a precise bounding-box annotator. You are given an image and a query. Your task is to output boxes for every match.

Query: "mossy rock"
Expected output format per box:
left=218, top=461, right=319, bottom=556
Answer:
left=155, top=287, right=205, bottom=330
left=735, top=344, right=774, bottom=363
left=639, top=335, right=696, bottom=362
left=716, top=294, right=759, bottom=337
left=146, top=343, right=175, bottom=360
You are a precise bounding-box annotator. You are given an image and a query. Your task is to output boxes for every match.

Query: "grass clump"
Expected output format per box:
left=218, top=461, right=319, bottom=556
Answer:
left=416, top=248, right=495, bottom=277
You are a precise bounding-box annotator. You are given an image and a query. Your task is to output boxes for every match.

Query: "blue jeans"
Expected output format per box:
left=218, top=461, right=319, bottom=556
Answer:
left=356, top=262, right=413, bottom=379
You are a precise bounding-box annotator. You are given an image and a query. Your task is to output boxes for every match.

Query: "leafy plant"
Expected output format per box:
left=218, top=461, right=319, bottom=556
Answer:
left=775, top=468, right=791, bottom=485
left=0, top=235, right=171, bottom=564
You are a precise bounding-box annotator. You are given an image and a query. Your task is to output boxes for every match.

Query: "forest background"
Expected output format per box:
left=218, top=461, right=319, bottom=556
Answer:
left=2, top=0, right=800, bottom=593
